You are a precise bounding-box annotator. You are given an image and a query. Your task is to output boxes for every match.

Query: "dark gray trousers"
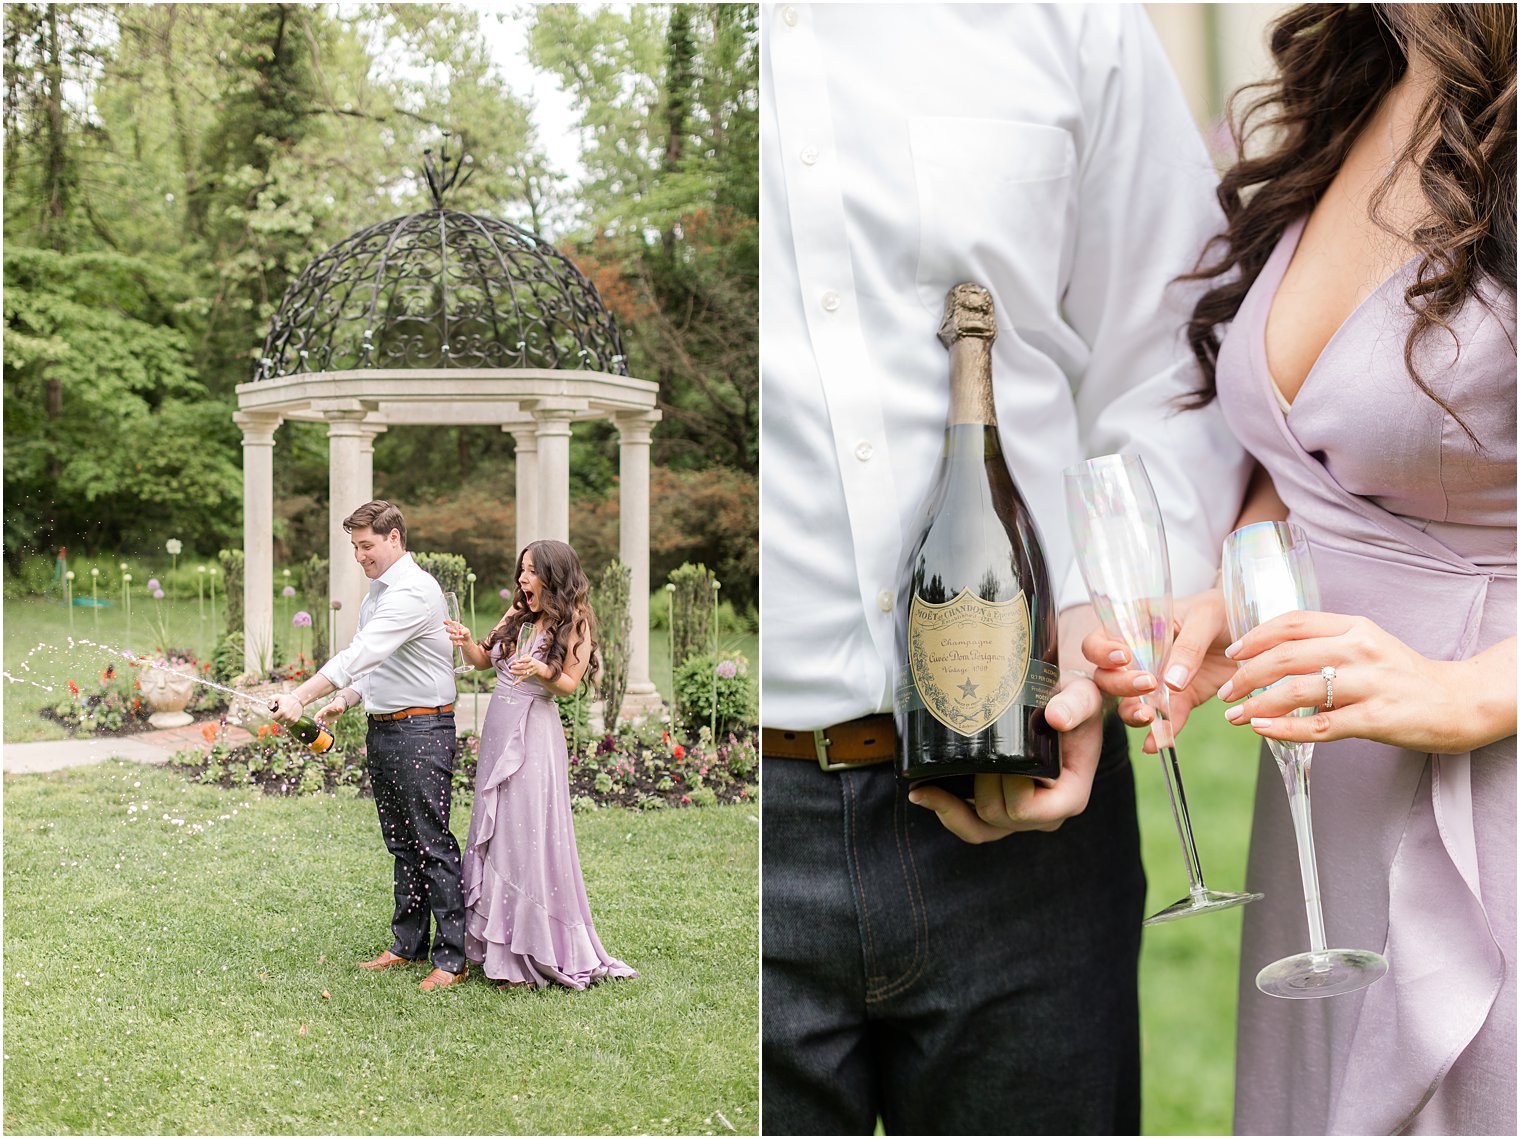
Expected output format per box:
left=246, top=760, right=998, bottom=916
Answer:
left=762, top=715, right=1143, bottom=1135
left=367, top=712, right=465, bottom=973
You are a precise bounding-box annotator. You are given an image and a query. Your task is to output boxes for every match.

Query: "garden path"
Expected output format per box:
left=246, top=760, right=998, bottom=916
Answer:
left=2, top=720, right=255, bottom=775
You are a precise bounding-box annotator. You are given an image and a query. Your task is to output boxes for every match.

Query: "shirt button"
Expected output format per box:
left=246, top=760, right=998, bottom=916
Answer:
left=854, top=440, right=874, bottom=461
left=820, top=290, right=841, bottom=312
left=877, top=591, right=894, bottom=612
left=799, top=144, right=819, bottom=166
left=782, top=6, right=798, bottom=26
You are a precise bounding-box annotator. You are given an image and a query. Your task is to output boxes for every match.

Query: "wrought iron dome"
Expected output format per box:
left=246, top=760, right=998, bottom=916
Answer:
left=253, top=148, right=628, bottom=382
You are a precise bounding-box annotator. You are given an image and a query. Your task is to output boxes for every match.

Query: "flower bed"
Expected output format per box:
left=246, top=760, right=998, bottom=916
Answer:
left=169, top=709, right=758, bottom=811
left=40, top=653, right=225, bottom=736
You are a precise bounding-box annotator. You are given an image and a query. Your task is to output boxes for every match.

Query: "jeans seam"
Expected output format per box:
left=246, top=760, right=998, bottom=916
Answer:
left=867, top=791, right=931, bottom=1002
left=841, top=773, right=880, bottom=985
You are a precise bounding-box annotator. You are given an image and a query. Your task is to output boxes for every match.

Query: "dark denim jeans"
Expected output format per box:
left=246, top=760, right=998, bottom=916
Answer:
left=366, top=712, right=465, bottom=973
left=762, top=715, right=1143, bottom=1135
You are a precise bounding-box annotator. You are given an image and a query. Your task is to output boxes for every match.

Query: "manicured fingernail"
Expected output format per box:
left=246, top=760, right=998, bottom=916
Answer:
left=1108, top=649, right=1128, bottom=665
left=1136, top=708, right=1153, bottom=723
left=1165, top=665, right=1187, bottom=690
left=1217, top=679, right=1234, bottom=701
left=1224, top=639, right=1243, bottom=659
left=1224, top=705, right=1245, bottom=723
left=1250, top=717, right=1273, bottom=729
left=1133, top=673, right=1155, bottom=692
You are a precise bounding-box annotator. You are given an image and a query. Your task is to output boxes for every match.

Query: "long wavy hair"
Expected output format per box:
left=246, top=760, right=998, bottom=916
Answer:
left=483, top=540, right=600, bottom=693
left=1180, top=3, right=1516, bottom=439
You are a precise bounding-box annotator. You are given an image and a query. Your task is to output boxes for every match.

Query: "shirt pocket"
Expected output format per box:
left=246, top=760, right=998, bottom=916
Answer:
left=910, top=117, right=1076, bottom=318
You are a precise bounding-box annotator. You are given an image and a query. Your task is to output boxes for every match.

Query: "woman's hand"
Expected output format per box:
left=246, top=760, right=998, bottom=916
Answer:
left=443, top=619, right=471, bottom=646
left=1218, top=612, right=1516, bottom=755
left=508, top=655, right=546, bottom=682
left=1081, top=587, right=1237, bottom=753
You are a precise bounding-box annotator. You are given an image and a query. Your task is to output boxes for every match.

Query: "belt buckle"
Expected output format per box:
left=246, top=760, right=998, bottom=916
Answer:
left=815, top=729, right=851, bottom=772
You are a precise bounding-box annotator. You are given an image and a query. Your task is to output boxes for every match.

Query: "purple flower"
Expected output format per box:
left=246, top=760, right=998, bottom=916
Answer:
left=292, top=611, right=313, bottom=628
left=716, top=660, right=738, bottom=680
left=330, top=599, right=342, bottom=610
left=499, top=588, right=511, bottom=600
left=153, top=589, right=165, bottom=600
left=282, top=586, right=296, bottom=598
left=146, top=578, right=160, bottom=591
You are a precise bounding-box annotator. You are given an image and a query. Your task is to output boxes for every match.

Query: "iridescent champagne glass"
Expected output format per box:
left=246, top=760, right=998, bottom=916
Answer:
left=1221, top=520, right=1388, bottom=998
left=1066, top=453, right=1263, bottom=924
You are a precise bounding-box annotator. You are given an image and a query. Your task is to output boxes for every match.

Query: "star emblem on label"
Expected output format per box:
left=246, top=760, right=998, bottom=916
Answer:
left=957, top=677, right=979, bottom=700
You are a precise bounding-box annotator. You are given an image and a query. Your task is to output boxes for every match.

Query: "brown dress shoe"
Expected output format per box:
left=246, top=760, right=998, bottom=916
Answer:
left=356, top=950, right=415, bottom=971
left=419, top=965, right=468, bottom=991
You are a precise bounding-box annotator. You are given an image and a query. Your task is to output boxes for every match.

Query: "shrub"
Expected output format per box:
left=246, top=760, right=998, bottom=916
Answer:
left=593, top=560, right=632, bottom=721
left=412, top=551, right=470, bottom=599
left=669, top=563, right=716, bottom=681
left=217, top=549, right=244, bottom=638
left=210, top=632, right=245, bottom=684
left=673, top=652, right=757, bottom=737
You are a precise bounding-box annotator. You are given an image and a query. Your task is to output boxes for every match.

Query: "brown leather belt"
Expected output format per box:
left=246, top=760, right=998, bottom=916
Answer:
left=762, top=713, right=896, bottom=772
left=369, top=703, right=455, bottom=722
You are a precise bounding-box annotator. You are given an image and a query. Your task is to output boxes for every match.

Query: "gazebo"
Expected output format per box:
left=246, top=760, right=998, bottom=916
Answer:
left=233, top=149, right=662, bottom=717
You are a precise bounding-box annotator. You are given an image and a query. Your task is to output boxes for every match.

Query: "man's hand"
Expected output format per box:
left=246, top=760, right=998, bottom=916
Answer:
left=313, top=695, right=348, bottom=729
left=269, top=693, right=304, bottom=726
left=906, top=604, right=1108, bottom=842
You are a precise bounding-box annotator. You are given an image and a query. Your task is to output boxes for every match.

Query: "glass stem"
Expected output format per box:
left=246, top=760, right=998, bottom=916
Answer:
left=1143, top=690, right=1209, bottom=898
left=1279, top=748, right=1329, bottom=957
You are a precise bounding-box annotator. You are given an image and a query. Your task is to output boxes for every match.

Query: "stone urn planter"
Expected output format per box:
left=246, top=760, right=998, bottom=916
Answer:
left=139, top=661, right=199, bottom=728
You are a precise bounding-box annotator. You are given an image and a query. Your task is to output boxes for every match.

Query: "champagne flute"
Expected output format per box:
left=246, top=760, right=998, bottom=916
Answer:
left=443, top=592, right=471, bottom=675
left=1065, top=453, right=1263, bottom=924
left=1221, top=521, right=1388, bottom=998
left=512, top=621, right=538, bottom=688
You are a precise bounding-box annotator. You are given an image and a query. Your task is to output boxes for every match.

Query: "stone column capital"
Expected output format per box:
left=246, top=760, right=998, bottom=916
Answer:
left=505, top=423, right=540, bottom=451
left=533, top=407, right=577, bottom=438
left=233, top=411, right=282, bottom=445
left=614, top=409, right=662, bottom=446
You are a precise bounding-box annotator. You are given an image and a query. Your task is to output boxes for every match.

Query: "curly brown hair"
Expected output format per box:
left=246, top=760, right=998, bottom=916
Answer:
left=1180, top=4, right=1516, bottom=438
left=483, top=540, right=600, bottom=693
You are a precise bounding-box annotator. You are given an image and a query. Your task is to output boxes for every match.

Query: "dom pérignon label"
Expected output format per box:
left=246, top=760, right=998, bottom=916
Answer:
left=894, top=283, right=1060, bottom=782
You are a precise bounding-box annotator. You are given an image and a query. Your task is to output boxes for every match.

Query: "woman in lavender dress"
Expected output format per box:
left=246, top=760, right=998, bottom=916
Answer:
left=1087, top=5, right=1514, bottom=1133
left=445, top=539, right=636, bottom=990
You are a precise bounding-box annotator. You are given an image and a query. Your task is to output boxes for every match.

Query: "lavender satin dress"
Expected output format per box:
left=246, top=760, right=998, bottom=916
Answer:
left=460, top=633, right=637, bottom=989
left=1214, top=217, right=1516, bottom=1135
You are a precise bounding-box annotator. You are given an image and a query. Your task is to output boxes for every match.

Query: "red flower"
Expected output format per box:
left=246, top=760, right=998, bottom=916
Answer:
left=200, top=723, right=219, bottom=743
left=672, top=744, right=685, bottom=759
left=67, top=679, right=79, bottom=696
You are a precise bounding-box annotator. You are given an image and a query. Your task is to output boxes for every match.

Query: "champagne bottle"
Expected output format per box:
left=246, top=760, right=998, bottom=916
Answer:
left=267, top=702, right=335, bottom=754
left=894, top=283, right=1061, bottom=782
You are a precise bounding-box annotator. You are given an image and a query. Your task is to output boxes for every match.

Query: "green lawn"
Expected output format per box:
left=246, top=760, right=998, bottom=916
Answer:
left=3, top=597, right=755, bottom=743
left=1133, top=707, right=1263, bottom=1135
left=3, top=762, right=759, bottom=1134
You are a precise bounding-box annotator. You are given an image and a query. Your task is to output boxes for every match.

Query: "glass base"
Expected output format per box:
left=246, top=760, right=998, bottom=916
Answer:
left=1143, top=888, right=1264, bottom=926
left=1256, top=948, right=1388, bottom=999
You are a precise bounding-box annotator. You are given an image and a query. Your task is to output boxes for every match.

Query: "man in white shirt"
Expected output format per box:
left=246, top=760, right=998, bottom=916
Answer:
left=271, top=500, right=466, bottom=992
left=761, top=4, right=1251, bottom=1132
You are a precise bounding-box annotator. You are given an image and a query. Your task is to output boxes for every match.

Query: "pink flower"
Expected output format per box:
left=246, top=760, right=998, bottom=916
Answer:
left=499, top=588, right=511, bottom=600
left=716, top=660, right=738, bottom=679
left=153, top=589, right=165, bottom=600
left=146, top=578, right=161, bottom=591
left=282, top=586, right=296, bottom=598
left=292, top=611, right=313, bottom=628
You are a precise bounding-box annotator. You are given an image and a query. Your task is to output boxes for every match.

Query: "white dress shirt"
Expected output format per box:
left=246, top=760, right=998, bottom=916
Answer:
left=761, top=3, right=1252, bottom=730
left=319, top=552, right=457, bottom=714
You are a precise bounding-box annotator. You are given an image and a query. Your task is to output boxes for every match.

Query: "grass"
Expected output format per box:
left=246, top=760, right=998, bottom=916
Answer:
left=3, top=762, right=760, bottom=1134
left=1133, top=705, right=1263, bottom=1135
left=3, top=597, right=756, bottom=743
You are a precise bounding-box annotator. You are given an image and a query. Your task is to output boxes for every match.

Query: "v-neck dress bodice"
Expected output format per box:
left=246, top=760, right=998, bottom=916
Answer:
left=1216, top=216, right=1516, bottom=1136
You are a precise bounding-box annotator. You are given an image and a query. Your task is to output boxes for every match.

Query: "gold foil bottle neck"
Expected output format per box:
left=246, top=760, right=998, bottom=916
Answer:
left=941, top=282, right=998, bottom=426
left=938, top=282, right=998, bottom=347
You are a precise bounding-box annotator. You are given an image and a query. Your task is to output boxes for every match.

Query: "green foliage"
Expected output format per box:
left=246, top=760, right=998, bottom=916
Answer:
left=217, top=548, right=244, bottom=639
left=668, top=562, right=716, bottom=673
left=672, top=651, right=756, bottom=737
left=210, top=632, right=245, bottom=685
left=557, top=690, right=591, bottom=754
left=592, top=559, right=632, bottom=720
left=300, top=554, right=329, bottom=662
left=411, top=551, right=469, bottom=599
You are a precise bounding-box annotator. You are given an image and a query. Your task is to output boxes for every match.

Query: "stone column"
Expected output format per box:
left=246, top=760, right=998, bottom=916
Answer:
left=616, top=410, right=664, bottom=720
left=327, top=411, right=372, bottom=648
left=507, top=424, right=540, bottom=555
left=234, top=411, right=282, bottom=675
left=533, top=407, right=576, bottom=543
